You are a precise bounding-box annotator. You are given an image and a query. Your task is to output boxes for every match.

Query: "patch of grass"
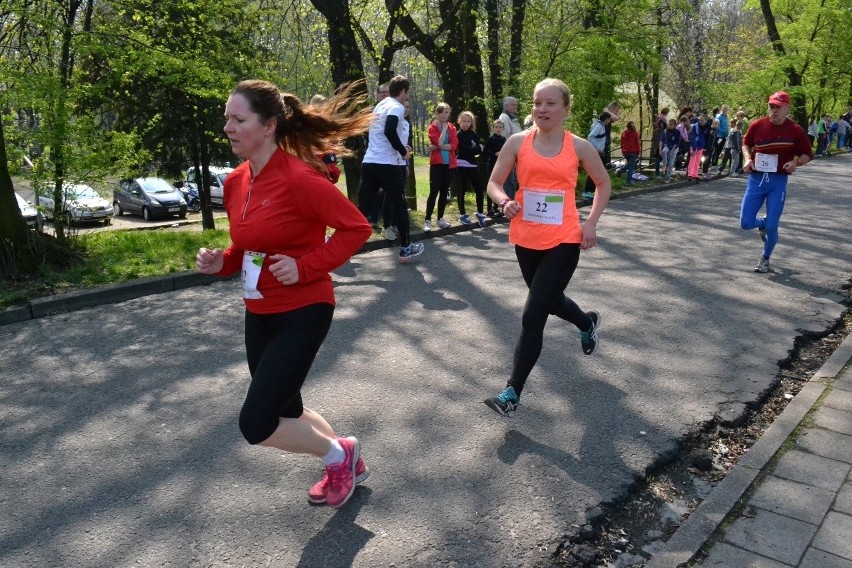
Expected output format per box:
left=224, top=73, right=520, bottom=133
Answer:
left=0, top=228, right=231, bottom=309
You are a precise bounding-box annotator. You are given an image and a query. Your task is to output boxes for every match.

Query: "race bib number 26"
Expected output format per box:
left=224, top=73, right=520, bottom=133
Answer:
left=522, top=188, right=565, bottom=225
left=754, top=152, right=778, bottom=173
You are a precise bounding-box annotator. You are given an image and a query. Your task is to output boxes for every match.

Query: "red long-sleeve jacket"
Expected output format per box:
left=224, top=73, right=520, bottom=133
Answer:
left=217, top=148, right=371, bottom=314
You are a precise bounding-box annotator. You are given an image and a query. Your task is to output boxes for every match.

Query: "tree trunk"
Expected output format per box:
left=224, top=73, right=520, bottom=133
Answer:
left=759, top=0, right=806, bottom=128
left=507, top=0, right=526, bottom=96
left=0, top=120, right=39, bottom=277
left=394, top=0, right=489, bottom=133
left=310, top=0, right=369, bottom=203
left=485, top=0, right=503, bottom=119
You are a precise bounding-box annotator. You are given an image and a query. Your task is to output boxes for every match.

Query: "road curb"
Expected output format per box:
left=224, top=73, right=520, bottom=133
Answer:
left=1, top=271, right=223, bottom=326
left=645, top=329, right=852, bottom=568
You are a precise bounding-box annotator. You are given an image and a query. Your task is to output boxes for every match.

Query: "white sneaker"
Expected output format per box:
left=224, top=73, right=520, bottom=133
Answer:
left=437, top=218, right=451, bottom=229
left=381, top=227, right=397, bottom=241
left=423, top=220, right=432, bottom=232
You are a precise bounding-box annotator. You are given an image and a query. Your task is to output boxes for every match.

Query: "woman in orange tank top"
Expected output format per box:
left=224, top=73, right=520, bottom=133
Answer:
left=483, top=78, right=612, bottom=417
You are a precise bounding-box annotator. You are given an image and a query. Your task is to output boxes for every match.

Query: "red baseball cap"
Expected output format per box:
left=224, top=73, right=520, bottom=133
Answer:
left=768, top=91, right=790, bottom=105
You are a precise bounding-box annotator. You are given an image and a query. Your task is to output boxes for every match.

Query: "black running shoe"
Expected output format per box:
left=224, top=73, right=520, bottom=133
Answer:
left=580, top=311, right=600, bottom=355
left=484, top=386, right=519, bottom=417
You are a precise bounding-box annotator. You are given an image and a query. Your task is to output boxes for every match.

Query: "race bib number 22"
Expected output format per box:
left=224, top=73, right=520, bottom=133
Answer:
left=522, top=188, right=565, bottom=225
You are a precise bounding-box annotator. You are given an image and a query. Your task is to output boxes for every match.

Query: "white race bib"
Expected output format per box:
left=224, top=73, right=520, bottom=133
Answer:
left=521, top=188, right=565, bottom=225
left=754, top=152, right=778, bottom=173
left=241, top=251, right=266, bottom=299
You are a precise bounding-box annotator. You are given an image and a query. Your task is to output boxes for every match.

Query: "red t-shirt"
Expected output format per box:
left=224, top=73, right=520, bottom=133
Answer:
left=217, top=148, right=371, bottom=314
left=743, top=117, right=813, bottom=175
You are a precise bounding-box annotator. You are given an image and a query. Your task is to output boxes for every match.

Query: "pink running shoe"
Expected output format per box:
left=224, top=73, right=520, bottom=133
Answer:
left=323, top=437, right=360, bottom=508
left=308, top=456, right=369, bottom=505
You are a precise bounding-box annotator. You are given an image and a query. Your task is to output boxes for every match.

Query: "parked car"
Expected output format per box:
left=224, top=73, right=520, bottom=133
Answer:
left=184, top=165, right=233, bottom=206
left=15, top=192, right=44, bottom=232
left=37, top=183, right=113, bottom=226
left=113, top=177, right=188, bottom=221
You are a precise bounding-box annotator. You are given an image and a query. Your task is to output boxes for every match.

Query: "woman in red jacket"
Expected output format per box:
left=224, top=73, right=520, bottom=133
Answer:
left=196, top=80, right=373, bottom=509
left=617, top=121, right=641, bottom=185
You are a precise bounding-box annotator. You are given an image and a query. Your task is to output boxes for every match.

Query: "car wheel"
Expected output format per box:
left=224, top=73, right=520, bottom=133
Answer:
left=178, top=210, right=187, bottom=219
left=104, top=218, right=112, bottom=226
left=142, top=206, right=152, bottom=221
left=113, top=202, right=124, bottom=216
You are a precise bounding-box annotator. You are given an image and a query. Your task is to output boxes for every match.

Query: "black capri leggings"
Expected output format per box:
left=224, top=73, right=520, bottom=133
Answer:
left=239, top=303, right=334, bottom=444
left=509, top=243, right=590, bottom=395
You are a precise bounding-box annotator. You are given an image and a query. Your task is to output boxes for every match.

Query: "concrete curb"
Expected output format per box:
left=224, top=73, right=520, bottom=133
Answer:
left=646, top=330, right=852, bottom=568
left=0, top=272, right=223, bottom=326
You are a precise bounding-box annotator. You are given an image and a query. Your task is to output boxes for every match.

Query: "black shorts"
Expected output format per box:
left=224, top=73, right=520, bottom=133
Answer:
left=239, top=303, right=334, bottom=444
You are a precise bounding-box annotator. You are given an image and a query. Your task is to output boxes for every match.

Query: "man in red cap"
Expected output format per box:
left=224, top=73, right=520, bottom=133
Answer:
left=739, top=90, right=813, bottom=273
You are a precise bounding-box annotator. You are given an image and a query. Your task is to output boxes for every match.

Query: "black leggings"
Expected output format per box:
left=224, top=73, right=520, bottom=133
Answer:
left=240, top=303, right=334, bottom=444
left=509, top=244, right=590, bottom=396
left=426, top=164, right=451, bottom=220
left=359, top=163, right=411, bottom=246
left=456, top=166, right=484, bottom=215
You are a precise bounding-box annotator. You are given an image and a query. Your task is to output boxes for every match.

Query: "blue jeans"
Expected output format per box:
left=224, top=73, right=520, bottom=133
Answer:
left=739, top=172, right=788, bottom=259
left=623, top=153, right=638, bottom=184
left=661, top=146, right=677, bottom=178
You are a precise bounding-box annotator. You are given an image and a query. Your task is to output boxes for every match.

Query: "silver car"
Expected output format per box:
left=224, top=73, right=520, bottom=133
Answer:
left=15, top=192, right=44, bottom=232
left=37, top=183, right=113, bottom=226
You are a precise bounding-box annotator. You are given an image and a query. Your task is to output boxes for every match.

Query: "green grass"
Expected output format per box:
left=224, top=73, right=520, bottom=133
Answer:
left=1, top=227, right=231, bottom=309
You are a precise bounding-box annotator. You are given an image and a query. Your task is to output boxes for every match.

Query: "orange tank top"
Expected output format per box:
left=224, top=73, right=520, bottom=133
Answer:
left=509, top=130, right=582, bottom=249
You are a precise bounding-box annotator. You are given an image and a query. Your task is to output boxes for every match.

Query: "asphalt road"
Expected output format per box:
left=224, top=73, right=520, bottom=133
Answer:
left=1, top=155, right=850, bottom=567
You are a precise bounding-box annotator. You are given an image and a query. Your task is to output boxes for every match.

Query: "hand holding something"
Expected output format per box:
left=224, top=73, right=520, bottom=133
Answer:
left=269, top=254, right=299, bottom=285
left=196, top=248, right=224, bottom=274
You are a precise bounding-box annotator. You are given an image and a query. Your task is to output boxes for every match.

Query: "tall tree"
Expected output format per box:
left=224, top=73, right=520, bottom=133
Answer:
left=0, top=117, right=39, bottom=276
left=391, top=0, right=489, bottom=133
left=309, top=0, right=371, bottom=201
left=81, top=0, right=259, bottom=229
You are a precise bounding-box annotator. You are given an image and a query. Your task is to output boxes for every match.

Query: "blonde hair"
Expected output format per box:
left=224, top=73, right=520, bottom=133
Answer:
left=533, top=78, right=572, bottom=109
left=230, top=79, right=373, bottom=176
left=457, top=111, right=476, bottom=132
left=434, top=102, right=451, bottom=115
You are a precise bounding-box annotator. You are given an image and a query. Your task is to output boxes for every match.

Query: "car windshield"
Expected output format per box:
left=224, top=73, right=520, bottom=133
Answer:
left=66, top=185, right=100, bottom=200
left=215, top=172, right=230, bottom=184
left=139, top=178, right=175, bottom=195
